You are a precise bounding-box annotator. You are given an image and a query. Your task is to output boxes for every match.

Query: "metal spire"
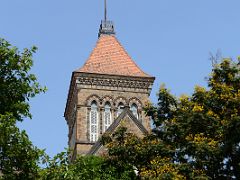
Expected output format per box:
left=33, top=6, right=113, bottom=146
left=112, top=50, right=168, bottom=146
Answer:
left=104, top=0, right=107, bottom=21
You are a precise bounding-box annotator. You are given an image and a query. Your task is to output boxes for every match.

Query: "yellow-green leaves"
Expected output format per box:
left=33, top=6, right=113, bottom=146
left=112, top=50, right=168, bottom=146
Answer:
left=144, top=57, right=240, bottom=179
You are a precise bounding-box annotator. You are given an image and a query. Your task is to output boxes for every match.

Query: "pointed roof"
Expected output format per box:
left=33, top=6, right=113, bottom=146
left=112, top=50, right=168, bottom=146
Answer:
left=76, top=35, right=152, bottom=78
left=87, top=107, right=149, bottom=155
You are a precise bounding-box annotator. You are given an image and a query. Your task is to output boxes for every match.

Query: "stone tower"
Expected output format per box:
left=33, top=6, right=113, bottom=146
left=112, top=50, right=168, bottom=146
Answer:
left=64, top=6, right=155, bottom=160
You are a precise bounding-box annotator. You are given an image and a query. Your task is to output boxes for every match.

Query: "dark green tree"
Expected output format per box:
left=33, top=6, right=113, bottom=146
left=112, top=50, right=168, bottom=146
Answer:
left=39, top=151, right=134, bottom=180
left=0, top=38, right=45, bottom=179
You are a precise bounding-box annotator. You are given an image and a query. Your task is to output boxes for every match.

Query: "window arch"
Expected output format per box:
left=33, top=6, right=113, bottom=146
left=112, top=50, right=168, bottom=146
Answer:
left=130, top=103, right=138, bottom=119
left=117, top=102, right=124, bottom=117
left=103, top=102, right=112, bottom=132
left=89, top=101, right=98, bottom=142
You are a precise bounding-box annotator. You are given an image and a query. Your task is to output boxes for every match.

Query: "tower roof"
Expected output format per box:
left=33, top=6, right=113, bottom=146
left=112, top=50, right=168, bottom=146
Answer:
left=76, top=35, right=152, bottom=78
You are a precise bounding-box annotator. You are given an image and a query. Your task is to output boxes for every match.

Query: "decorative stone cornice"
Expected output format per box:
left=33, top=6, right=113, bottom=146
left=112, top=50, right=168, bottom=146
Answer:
left=75, top=72, right=155, bottom=93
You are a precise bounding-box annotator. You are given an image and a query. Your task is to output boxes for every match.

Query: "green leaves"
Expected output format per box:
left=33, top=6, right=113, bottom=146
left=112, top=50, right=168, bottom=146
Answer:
left=0, top=114, right=43, bottom=180
left=143, top=57, right=240, bottom=179
left=0, top=38, right=46, bottom=122
left=39, top=152, right=131, bottom=180
left=0, top=38, right=45, bottom=179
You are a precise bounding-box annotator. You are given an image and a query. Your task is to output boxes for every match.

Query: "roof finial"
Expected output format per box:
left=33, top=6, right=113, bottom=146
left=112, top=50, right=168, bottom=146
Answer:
left=98, top=0, right=115, bottom=38
left=104, top=0, right=107, bottom=21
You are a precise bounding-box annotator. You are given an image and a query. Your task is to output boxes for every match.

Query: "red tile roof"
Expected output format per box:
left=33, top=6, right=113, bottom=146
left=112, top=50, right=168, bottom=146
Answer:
left=76, top=35, right=152, bottom=77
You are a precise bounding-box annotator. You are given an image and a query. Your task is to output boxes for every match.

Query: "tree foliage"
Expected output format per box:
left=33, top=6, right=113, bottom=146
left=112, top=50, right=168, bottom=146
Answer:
left=0, top=38, right=45, bottom=179
left=102, top=127, right=185, bottom=179
left=39, top=151, right=134, bottom=180
left=144, top=58, right=240, bottom=179
left=0, top=114, right=43, bottom=179
left=0, top=39, right=45, bottom=121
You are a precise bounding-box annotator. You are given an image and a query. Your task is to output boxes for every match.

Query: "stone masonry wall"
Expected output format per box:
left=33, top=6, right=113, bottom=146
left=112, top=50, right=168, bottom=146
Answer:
left=67, top=73, right=154, bottom=156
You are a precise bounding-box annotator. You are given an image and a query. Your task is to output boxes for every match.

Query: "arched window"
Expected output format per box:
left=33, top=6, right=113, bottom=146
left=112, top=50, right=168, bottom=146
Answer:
left=117, top=102, right=124, bottom=117
left=130, top=103, right=138, bottom=119
left=90, top=101, right=98, bottom=142
left=103, top=102, right=111, bottom=132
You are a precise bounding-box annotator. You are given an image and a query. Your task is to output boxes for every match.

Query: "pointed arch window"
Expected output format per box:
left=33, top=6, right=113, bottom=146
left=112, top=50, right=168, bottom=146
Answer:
left=90, top=101, right=98, bottom=142
left=117, top=102, right=124, bottom=117
left=130, top=103, right=138, bottom=119
left=103, top=102, right=111, bottom=132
